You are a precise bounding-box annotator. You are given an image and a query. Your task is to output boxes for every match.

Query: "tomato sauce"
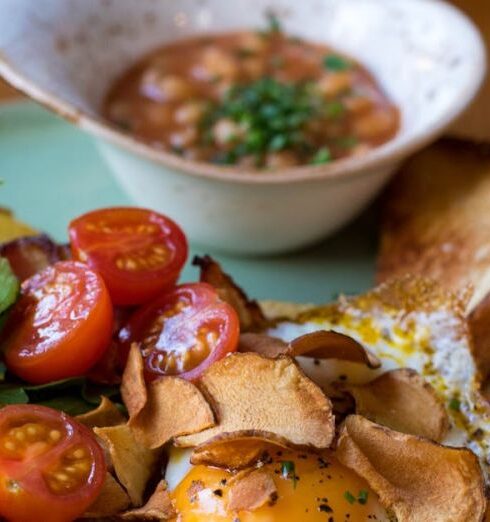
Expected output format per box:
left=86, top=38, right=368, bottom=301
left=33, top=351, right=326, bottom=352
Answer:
left=104, top=30, right=399, bottom=169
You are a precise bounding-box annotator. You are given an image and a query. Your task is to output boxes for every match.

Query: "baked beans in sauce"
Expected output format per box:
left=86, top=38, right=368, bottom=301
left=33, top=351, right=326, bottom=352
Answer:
left=104, top=27, right=399, bottom=170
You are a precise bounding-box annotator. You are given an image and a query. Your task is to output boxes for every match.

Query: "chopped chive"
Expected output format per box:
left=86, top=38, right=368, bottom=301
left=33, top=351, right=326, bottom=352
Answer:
left=269, top=134, right=288, bottom=151
left=266, top=11, right=282, bottom=33
left=281, top=460, right=297, bottom=488
left=344, top=490, right=356, bottom=504
left=324, top=101, right=345, bottom=119
left=323, top=54, right=351, bottom=71
left=449, top=398, right=461, bottom=412
left=358, top=490, right=369, bottom=505
left=310, top=147, right=331, bottom=165
left=200, top=77, right=321, bottom=166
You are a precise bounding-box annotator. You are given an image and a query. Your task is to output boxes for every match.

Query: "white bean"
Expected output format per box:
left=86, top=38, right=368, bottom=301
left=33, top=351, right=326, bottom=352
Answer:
left=265, top=151, right=299, bottom=169
left=213, top=119, right=243, bottom=146
left=317, top=72, right=353, bottom=98
left=174, top=102, right=206, bottom=125
left=354, top=109, right=396, bottom=139
left=141, top=71, right=193, bottom=103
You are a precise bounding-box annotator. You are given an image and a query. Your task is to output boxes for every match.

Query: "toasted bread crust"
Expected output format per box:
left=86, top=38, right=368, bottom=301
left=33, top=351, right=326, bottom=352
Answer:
left=378, top=140, right=490, bottom=302
left=377, top=140, right=490, bottom=375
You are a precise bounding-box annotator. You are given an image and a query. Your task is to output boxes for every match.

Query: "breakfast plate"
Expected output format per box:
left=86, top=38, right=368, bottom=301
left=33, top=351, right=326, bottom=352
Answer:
left=1, top=1, right=489, bottom=519
left=0, top=101, right=376, bottom=304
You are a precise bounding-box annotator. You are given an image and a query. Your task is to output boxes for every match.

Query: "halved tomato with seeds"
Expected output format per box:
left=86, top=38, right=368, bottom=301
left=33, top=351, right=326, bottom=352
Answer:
left=2, top=261, right=113, bottom=384
left=119, top=283, right=240, bottom=381
left=69, top=207, right=188, bottom=305
left=0, top=404, right=106, bottom=522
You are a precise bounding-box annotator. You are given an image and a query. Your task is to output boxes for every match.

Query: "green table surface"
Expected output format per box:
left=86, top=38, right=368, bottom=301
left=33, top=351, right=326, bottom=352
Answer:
left=0, top=101, right=378, bottom=304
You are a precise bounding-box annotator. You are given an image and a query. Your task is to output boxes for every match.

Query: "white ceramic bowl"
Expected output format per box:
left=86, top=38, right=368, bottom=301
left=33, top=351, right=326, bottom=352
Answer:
left=0, top=0, right=486, bottom=254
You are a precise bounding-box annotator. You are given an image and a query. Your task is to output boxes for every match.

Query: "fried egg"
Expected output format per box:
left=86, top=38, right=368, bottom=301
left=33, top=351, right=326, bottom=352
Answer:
left=166, top=448, right=390, bottom=521
left=268, top=280, right=490, bottom=481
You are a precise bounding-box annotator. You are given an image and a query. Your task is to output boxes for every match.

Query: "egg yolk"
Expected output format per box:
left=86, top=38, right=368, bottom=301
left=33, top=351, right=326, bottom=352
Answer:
left=171, top=450, right=389, bottom=521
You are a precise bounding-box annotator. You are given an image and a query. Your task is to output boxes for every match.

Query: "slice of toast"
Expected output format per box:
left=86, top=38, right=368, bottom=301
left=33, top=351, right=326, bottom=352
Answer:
left=377, top=139, right=490, bottom=375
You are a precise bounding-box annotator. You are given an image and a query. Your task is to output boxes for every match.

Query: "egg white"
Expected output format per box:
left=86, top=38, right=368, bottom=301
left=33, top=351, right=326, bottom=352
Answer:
left=166, top=447, right=194, bottom=491
left=268, top=309, right=490, bottom=480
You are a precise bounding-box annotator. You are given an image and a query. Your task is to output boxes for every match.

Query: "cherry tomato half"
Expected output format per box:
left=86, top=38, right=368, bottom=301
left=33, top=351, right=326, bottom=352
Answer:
left=0, top=404, right=106, bottom=522
left=69, top=207, right=188, bottom=306
left=2, top=261, right=113, bottom=384
left=119, top=283, right=240, bottom=381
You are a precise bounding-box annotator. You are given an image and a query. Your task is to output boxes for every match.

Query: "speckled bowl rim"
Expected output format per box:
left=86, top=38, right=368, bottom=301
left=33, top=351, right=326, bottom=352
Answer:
left=0, top=0, right=486, bottom=186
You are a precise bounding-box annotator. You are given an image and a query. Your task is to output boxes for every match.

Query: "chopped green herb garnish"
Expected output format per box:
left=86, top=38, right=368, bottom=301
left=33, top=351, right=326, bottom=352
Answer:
left=281, top=460, right=297, bottom=488
left=324, top=101, right=345, bottom=119
left=310, top=147, right=331, bottom=165
left=266, top=11, right=282, bottom=33
left=344, top=490, right=356, bottom=504
left=202, top=77, right=324, bottom=166
left=323, top=54, right=352, bottom=71
left=449, top=398, right=461, bottom=412
left=269, top=133, right=288, bottom=151
left=358, top=490, right=369, bottom=505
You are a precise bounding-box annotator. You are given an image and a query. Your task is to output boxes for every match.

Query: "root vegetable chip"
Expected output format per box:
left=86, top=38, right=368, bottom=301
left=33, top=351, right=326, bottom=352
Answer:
left=76, top=396, right=126, bottom=428
left=121, top=481, right=176, bottom=521
left=347, top=369, right=449, bottom=441
left=336, top=415, right=486, bottom=522
left=190, top=431, right=286, bottom=470
left=227, top=469, right=277, bottom=512
left=129, top=376, right=215, bottom=449
left=238, top=333, right=291, bottom=358
left=175, top=353, right=334, bottom=449
left=291, top=330, right=381, bottom=368
left=83, top=472, right=131, bottom=518
left=194, top=255, right=266, bottom=331
left=122, top=343, right=148, bottom=419
left=94, top=424, right=161, bottom=506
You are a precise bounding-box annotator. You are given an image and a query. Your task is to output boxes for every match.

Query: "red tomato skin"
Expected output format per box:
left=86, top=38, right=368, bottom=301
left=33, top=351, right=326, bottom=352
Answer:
left=0, top=405, right=106, bottom=522
left=2, top=261, right=113, bottom=384
left=69, top=207, right=188, bottom=306
left=119, top=282, right=240, bottom=382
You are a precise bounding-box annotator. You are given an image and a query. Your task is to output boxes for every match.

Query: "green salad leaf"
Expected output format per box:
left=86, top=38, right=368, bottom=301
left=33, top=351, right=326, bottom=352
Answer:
left=0, top=376, right=121, bottom=415
left=0, top=386, right=29, bottom=405
left=0, top=257, right=19, bottom=316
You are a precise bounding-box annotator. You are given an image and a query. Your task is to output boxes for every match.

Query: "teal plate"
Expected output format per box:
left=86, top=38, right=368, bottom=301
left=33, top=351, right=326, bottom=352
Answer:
left=0, top=102, right=377, bottom=304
